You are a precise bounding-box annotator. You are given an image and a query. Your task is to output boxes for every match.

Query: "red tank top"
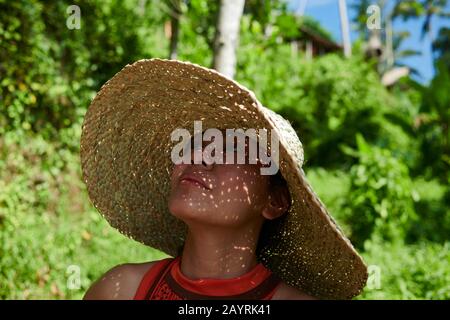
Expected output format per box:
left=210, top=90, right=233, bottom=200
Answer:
left=134, top=256, right=282, bottom=300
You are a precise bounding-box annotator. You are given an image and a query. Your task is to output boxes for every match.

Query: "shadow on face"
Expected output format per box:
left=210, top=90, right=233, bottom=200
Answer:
left=169, top=160, right=271, bottom=227
left=168, top=133, right=291, bottom=229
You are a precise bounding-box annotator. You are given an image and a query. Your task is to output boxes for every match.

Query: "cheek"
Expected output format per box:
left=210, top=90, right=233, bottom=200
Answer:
left=212, top=170, right=268, bottom=209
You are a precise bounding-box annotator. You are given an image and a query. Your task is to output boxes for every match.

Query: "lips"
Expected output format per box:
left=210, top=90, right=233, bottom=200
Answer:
left=179, top=174, right=210, bottom=190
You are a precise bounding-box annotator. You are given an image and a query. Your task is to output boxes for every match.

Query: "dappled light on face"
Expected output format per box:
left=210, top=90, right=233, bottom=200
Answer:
left=243, top=184, right=251, bottom=204
left=168, top=140, right=270, bottom=232
left=233, top=245, right=252, bottom=251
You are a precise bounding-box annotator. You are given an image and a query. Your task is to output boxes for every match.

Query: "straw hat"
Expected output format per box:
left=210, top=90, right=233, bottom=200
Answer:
left=80, top=58, right=368, bottom=299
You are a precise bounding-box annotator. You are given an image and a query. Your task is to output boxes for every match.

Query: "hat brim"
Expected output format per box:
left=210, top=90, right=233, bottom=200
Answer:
left=80, top=58, right=368, bottom=299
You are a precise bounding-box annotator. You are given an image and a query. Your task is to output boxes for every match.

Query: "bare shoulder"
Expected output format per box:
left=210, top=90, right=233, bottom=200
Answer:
left=83, top=260, right=160, bottom=300
left=271, top=281, right=317, bottom=300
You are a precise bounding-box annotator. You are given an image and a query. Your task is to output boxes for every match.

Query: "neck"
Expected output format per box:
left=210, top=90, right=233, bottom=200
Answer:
left=179, top=221, right=264, bottom=280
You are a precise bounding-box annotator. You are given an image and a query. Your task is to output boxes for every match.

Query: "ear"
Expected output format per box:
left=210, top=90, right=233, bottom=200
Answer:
left=261, top=185, right=291, bottom=220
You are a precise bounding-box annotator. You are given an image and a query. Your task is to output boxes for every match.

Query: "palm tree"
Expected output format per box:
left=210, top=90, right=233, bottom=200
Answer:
left=393, top=0, right=450, bottom=41
left=167, top=0, right=184, bottom=60
left=296, top=0, right=308, bottom=16
left=432, top=26, right=450, bottom=67
left=392, top=0, right=450, bottom=69
left=351, top=0, right=373, bottom=38
left=352, top=0, right=422, bottom=81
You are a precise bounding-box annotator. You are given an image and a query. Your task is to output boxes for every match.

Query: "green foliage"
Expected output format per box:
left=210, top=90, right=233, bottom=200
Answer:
left=244, top=0, right=286, bottom=30
left=0, top=132, right=166, bottom=299
left=306, top=166, right=449, bottom=299
left=415, top=60, right=450, bottom=182
left=341, top=134, right=417, bottom=248
left=176, top=0, right=216, bottom=66
left=304, top=168, right=351, bottom=234
left=298, top=15, right=335, bottom=42
left=408, top=177, right=450, bottom=243
left=359, top=240, right=450, bottom=299
left=0, top=0, right=168, bottom=137
left=433, top=27, right=450, bottom=69
left=307, top=156, right=449, bottom=248
left=392, top=0, right=450, bottom=38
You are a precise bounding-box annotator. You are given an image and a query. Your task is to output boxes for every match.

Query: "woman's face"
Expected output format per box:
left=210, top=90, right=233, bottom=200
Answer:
left=168, top=137, right=273, bottom=228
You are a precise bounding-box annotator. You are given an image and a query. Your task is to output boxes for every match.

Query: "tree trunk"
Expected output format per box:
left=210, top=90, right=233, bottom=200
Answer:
left=338, top=0, right=352, bottom=57
left=385, top=12, right=394, bottom=70
left=296, top=0, right=308, bottom=16
left=168, top=0, right=182, bottom=60
left=212, top=0, right=246, bottom=79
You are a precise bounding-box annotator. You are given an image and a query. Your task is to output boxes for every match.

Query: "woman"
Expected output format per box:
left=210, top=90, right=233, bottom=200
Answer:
left=80, top=59, right=367, bottom=300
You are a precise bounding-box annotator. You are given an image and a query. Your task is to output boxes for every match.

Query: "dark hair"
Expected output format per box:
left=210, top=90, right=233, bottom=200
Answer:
left=268, top=170, right=291, bottom=210
left=269, top=170, right=286, bottom=187
left=255, top=171, right=291, bottom=261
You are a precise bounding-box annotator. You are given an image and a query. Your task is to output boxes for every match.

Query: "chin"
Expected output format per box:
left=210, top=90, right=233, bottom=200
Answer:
left=169, top=198, right=208, bottom=220
left=168, top=200, right=235, bottom=227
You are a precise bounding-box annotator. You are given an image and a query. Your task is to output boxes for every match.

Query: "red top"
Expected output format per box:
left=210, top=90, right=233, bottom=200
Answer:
left=134, top=256, right=282, bottom=300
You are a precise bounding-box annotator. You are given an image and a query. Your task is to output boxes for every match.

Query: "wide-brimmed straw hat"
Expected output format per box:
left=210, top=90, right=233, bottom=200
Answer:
left=80, top=58, right=368, bottom=299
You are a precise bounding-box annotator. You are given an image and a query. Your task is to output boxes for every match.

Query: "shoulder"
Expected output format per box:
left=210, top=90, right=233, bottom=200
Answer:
left=271, top=281, right=317, bottom=300
left=83, top=260, right=162, bottom=300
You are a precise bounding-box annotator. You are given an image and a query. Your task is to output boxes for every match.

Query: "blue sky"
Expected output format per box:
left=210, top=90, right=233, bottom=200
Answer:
left=288, top=0, right=450, bottom=84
